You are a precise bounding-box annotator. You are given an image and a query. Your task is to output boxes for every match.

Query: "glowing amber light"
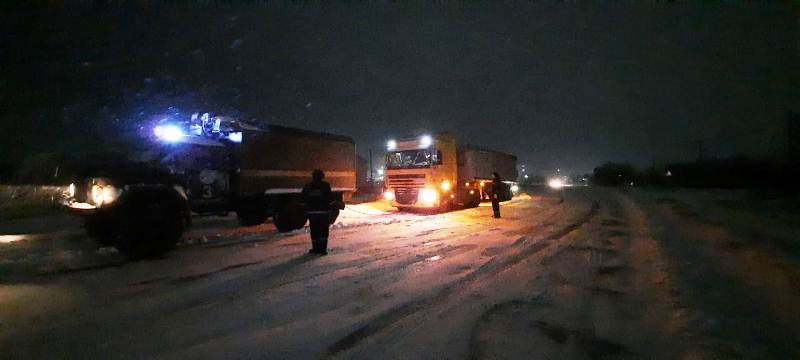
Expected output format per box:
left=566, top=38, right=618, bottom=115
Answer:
left=440, top=180, right=451, bottom=191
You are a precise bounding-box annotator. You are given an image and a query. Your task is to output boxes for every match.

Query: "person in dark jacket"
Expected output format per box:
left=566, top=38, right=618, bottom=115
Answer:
left=491, top=172, right=502, bottom=218
left=302, top=169, right=332, bottom=255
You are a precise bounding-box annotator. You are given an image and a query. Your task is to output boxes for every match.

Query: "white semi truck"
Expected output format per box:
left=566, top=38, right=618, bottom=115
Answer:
left=383, top=133, right=517, bottom=211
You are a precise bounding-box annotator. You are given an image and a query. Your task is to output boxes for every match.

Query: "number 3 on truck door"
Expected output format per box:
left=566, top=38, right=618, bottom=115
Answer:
left=202, top=185, right=214, bottom=198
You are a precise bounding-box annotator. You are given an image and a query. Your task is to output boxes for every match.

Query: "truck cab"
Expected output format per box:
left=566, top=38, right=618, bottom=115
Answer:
left=60, top=122, right=236, bottom=259
left=383, top=133, right=480, bottom=210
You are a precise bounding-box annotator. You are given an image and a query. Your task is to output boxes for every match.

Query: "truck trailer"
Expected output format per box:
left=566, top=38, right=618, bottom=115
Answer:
left=383, top=133, right=517, bottom=211
left=61, top=114, right=356, bottom=259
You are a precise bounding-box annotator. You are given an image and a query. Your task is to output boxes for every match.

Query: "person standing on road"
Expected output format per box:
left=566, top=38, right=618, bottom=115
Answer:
left=491, top=172, right=502, bottom=218
left=302, top=169, right=332, bottom=255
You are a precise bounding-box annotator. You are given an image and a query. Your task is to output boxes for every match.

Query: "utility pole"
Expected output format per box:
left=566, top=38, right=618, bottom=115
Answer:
left=368, top=148, right=373, bottom=183
left=789, top=112, right=800, bottom=163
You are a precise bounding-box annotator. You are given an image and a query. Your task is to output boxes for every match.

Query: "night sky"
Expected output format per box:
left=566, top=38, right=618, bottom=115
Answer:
left=1, top=2, right=797, bottom=175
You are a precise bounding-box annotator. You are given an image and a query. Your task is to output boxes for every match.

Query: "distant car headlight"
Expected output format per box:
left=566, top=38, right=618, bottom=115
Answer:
left=548, top=178, right=564, bottom=189
left=384, top=189, right=395, bottom=201
left=419, top=188, right=438, bottom=205
left=440, top=180, right=451, bottom=191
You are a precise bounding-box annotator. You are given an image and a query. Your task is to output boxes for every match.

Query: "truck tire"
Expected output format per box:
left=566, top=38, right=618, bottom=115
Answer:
left=438, top=199, right=455, bottom=213
left=273, top=202, right=306, bottom=232
left=115, top=193, right=184, bottom=260
left=237, top=197, right=268, bottom=226
left=85, top=213, right=116, bottom=246
left=465, top=195, right=480, bottom=208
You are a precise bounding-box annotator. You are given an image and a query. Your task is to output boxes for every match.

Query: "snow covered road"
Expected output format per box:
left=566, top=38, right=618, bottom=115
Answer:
left=1, top=188, right=799, bottom=359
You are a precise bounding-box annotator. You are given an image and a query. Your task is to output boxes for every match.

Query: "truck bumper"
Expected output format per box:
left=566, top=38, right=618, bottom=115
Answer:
left=389, top=188, right=464, bottom=209
left=61, top=200, right=99, bottom=216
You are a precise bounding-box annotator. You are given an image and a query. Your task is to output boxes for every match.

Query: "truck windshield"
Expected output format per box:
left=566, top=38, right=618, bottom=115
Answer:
left=386, top=150, right=433, bottom=169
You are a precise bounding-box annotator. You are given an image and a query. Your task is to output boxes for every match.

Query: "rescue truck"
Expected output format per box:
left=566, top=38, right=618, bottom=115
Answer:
left=62, top=113, right=356, bottom=259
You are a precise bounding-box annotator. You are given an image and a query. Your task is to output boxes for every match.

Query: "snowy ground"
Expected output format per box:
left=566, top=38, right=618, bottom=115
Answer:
left=1, top=187, right=799, bottom=359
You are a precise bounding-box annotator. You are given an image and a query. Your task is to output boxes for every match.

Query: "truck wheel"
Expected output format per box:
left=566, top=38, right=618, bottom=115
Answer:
left=237, top=197, right=268, bottom=226
left=115, top=196, right=183, bottom=260
left=329, top=209, right=340, bottom=224
left=273, top=202, right=306, bottom=232
left=85, top=214, right=116, bottom=246
left=438, top=200, right=454, bottom=213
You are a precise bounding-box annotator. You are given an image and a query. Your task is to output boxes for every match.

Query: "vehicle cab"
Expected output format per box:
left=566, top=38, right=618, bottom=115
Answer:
left=383, top=133, right=460, bottom=209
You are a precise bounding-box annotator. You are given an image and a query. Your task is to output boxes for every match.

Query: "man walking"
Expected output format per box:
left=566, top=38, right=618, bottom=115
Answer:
left=491, top=172, right=503, bottom=218
left=302, top=169, right=332, bottom=255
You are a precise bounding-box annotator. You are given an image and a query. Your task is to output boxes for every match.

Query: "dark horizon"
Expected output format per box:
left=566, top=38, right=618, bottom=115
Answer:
left=1, top=2, right=797, bottom=176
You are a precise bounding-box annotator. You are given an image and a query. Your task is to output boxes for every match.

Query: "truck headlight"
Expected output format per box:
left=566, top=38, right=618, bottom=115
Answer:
left=384, top=189, right=395, bottom=201
left=91, top=185, right=103, bottom=205
left=91, top=184, right=121, bottom=206
left=66, top=183, right=76, bottom=198
left=510, top=184, right=519, bottom=193
left=419, top=188, right=438, bottom=205
left=440, top=180, right=451, bottom=191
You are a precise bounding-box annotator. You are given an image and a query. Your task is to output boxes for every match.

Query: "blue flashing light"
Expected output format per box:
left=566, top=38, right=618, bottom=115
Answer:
left=154, top=124, right=184, bottom=143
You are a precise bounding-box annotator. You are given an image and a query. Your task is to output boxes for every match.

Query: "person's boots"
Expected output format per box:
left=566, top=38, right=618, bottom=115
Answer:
left=319, top=238, right=328, bottom=255
left=309, top=238, right=319, bottom=254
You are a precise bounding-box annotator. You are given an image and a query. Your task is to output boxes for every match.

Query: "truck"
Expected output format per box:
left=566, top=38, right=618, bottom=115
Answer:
left=61, top=113, right=356, bottom=259
left=382, top=133, right=517, bottom=211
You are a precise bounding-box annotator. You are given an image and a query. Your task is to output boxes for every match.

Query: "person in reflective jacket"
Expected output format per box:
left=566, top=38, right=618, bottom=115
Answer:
left=491, top=172, right=502, bottom=218
left=302, top=169, right=332, bottom=255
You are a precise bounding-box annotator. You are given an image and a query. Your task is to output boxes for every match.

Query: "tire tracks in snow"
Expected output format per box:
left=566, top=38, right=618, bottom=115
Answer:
left=325, top=201, right=599, bottom=357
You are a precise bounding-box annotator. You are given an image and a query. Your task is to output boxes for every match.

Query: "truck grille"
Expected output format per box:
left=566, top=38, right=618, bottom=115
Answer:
left=394, top=188, right=418, bottom=205
left=387, top=174, right=425, bottom=188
